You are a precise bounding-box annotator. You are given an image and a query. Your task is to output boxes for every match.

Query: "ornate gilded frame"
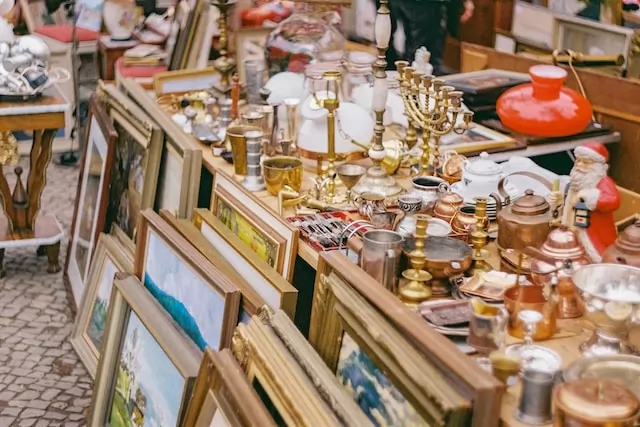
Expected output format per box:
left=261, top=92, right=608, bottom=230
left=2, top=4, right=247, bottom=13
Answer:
left=310, top=251, right=504, bottom=427
left=211, top=170, right=298, bottom=282
left=71, top=234, right=133, bottom=379
left=182, top=348, right=277, bottom=427
left=232, top=315, right=344, bottom=426
left=118, top=77, right=202, bottom=219
left=135, top=209, right=241, bottom=350
left=89, top=274, right=201, bottom=426
left=259, top=308, right=374, bottom=426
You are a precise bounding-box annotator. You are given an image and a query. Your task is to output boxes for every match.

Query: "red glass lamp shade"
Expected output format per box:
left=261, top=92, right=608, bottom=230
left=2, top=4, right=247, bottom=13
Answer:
left=496, top=65, right=593, bottom=137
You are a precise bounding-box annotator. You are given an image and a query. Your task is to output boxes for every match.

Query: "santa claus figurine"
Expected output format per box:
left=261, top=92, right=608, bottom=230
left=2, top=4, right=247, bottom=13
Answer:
left=562, top=142, right=620, bottom=262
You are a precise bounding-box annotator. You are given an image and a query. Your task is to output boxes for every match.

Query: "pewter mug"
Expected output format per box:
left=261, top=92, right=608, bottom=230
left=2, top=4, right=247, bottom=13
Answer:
left=514, top=369, right=555, bottom=425
left=360, top=230, right=405, bottom=293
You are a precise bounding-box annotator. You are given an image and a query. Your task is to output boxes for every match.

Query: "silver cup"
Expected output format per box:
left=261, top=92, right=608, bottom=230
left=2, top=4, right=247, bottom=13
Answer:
left=514, top=369, right=554, bottom=425
left=360, top=230, right=405, bottom=293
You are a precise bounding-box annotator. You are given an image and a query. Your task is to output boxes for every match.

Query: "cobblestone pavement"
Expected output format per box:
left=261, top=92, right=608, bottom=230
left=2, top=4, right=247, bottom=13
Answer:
left=0, top=158, right=91, bottom=426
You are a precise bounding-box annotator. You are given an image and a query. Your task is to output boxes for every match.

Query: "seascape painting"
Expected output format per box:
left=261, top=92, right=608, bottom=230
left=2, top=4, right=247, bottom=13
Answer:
left=106, top=121, right=148, bottom=242
left=336, top=333, right=427, bottom=427
left=87, top=256, right=118, bottom=352
left=109, top=311, right=185, bottom=427
left=143, top=229, right=225, bottom=351
left=214, top=195, right=278, bottom=268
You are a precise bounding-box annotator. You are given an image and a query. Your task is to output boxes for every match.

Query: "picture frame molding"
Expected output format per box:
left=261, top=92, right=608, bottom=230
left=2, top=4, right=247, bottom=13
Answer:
left=152, top=67, right=219, bottom=97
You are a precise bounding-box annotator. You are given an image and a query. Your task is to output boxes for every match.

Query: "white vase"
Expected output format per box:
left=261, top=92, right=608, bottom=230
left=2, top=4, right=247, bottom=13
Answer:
left=103, top=0, right=137, bottom=41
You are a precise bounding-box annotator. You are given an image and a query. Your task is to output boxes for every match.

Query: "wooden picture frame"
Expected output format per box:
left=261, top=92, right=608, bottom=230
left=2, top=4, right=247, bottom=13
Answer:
left=258, top=308, right=375, bottom=426
left=441, top=69, right=530, bottom=96
left=166, top=0, right=191, bottom=70
left=170, top=0, right=207, bottom=70
left=109, top=223, right=136, bottom=258
left=184, top=2, right=210, bottom=69
left=235, top=27, right=271, bottom=83
left=64, top=95, right=117, bottom=310
left=310, top=251, right=504, bottom=427
left=153, top=67, right=219, bottom=97
left=89, top=274, right=201, bottom=426
left=71, top=234, right=134, bottom=378
left=135, top=209, right=241, bottom=351
left=119, top=77, right=202, bottom=219
left=232, top=315, right=345, bottom=426
left=211, top=170, right=298, bottom=282
left=440, top=123, right=516, bottom=155
left=182, top=348, right=278, bottom=427
left=97, top=83, right=164, bottom=246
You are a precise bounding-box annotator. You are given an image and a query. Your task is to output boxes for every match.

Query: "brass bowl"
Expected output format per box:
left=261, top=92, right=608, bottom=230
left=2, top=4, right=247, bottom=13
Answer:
left=263, top=156, right=303, bottom=196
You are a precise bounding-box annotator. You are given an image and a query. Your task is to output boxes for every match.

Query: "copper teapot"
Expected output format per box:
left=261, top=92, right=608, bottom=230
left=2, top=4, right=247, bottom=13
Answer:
left=433, top=189, right=464, bottom=223
left=602, top=220, right=640, bottom=267
left=528, top=226, right=590, bottom=319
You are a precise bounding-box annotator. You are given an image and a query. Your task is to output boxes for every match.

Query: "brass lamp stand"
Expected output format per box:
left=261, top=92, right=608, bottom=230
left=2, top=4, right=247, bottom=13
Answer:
left=395, top=61, right=473, bottom=176
left=399, top=214, right=433, bottom=307
left=350, top=0, right=404, bottom=202
left=211, top=0, right=237, bottom=95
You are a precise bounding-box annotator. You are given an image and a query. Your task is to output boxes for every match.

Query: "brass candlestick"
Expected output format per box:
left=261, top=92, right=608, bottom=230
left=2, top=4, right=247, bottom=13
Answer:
left=466, top=196, right=491, bottom=276
left=395, top=61, right=473, bottom=176
left=350, top=0, right=404, bottom=202
left=398, top=214, right=433, bottom=307
left=211, top=0, right=237, bottom=95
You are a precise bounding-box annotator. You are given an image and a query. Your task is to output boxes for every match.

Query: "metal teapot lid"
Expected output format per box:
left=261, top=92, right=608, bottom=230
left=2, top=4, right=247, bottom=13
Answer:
left=439, top=189, right=464, bottom=204
left=540, top=226, right=586, bottom=260
left=555, top=380, right=639, bottom=421
left=511, top=190, right=549, bottom=216
left=465, top=152, right=502, bottom=176
left=616, top=220, right=640, bottom=253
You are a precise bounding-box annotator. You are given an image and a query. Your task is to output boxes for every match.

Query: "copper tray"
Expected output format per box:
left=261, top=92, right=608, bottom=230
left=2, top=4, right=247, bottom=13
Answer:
left=418, top=300, right=471, bottom=327
left=563, top=355, right=640, bottom=398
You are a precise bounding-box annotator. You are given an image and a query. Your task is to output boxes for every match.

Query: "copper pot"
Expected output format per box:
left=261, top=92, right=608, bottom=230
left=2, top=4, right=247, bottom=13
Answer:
left=433, top=190, right=464, bottom=223
left=529, top=226, right=590, bottom=319
left=602, top=220, right=640, bottom=267
left=503, top=284, right=557, bottom=340
left=451, top=205, right=477, bottom=237
left=554, top=380, right=640, bottom=427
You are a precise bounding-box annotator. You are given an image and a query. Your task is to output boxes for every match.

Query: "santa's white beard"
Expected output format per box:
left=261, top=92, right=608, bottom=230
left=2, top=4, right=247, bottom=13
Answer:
left=569, top=163, right=608, bottom=192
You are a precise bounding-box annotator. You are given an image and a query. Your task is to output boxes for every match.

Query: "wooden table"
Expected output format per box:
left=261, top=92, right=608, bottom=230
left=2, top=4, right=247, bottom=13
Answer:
left=0, top=88, right=68, bottom=277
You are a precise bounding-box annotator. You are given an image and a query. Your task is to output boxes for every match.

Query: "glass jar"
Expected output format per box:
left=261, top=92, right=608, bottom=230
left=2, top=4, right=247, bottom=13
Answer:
left=264, top=11, right=346, bottom=76
left=342, top=51, right=375, bottom=102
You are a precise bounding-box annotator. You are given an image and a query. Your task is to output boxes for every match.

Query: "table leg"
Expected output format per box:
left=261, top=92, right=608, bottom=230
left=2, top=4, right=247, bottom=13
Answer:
left=36, top=245, right=46, bottom=256
left=45, top=242, right=60, bottom=274
left=26, top=129, right=57, bottom=231
left=0, top=248, right=5, bottom=278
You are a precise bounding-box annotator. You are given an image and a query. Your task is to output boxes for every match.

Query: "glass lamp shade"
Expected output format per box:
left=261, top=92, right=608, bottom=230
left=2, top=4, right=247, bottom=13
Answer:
left=497, top=65, right=592, bottom=138
left=264, top=72, right=306, bottom=105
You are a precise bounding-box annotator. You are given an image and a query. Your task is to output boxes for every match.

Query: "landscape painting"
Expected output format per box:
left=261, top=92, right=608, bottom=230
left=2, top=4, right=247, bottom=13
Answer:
left=143, top=229, right=225, bottom=351
left=86, top=255, right=119, bottom=352
left=336, top=332, right=426, bottom=427
left=109, top=311, right=185, bottom=427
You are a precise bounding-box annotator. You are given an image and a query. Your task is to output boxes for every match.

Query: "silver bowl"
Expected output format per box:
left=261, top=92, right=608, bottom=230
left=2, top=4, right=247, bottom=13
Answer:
left=572, top=263, right=640, bottom=356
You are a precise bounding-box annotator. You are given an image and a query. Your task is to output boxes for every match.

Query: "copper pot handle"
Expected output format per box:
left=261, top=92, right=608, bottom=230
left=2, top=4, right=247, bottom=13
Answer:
left=497, top=172, right=554, bottom=203
left=489, top=193, right=502, bottom=213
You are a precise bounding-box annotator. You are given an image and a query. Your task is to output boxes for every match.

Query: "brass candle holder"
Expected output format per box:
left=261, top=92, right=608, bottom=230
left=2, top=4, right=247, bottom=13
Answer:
left=395, top=61, right=473, bottom=176
left=211, top=0, right=237, bottom=95
left=398, top=214, right=433, bottom=307
left=466, top=197, right=492, bottom=276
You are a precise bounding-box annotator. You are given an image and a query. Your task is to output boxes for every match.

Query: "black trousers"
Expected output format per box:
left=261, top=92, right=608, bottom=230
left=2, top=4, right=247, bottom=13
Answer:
left=376, top=0, right=456, bottom=74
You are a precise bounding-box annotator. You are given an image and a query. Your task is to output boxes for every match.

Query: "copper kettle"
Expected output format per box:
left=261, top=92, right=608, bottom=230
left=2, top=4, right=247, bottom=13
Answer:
left=527, top=226, right=590, bottom=319
left=492, top=172, right=554, bottom=251
left=433, top=189, right=464, bottom=223
left=602, top=220, right=640, bottom=267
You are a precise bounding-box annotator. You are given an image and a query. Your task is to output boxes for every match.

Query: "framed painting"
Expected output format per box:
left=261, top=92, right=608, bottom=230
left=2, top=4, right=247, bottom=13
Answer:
left=310, top=251, right=504, bottom=427
left=211, top=170, right=298, bottom=282
left=119, top=77, right=202, bottom=219
left=193, top=208, right=297, bottom=319
left=135, top=209, right=241, bottom=351
left=232, top=315, right=344, bottom=426
left=235, top=27, right=271, bottom=83
left=441, top=69, right=530, bottom=96
left=97, top=83, right=164, bottom=246
left=308, top=261, right=472, bottom=426
left=258, top=308, right=374, bottom=426
left=109, top=223, right=136, bottom=258
left=166, top=0, right=191, bottom=70
left=153, top=67, right=218, bottom=97
left=440, top=123, right=516, bottom=155
left=170, top=0, right=207, bottom=70
left=182, top=348, right=277, bottom=427
left=64, top=95, right=117, bottom=310
left=89, top=274, right=201, bottom=426
left=71, top=233, right=133, bottom=378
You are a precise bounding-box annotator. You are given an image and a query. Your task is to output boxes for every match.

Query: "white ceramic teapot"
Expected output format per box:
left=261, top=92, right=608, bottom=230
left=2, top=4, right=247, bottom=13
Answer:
left=461, top=152, right=505, bottom=197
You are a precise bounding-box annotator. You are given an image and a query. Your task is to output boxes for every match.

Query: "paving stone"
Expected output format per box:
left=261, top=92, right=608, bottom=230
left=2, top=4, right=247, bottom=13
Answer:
left=0, top=417, right=16, bottom=425
left=15, top=391, right=38, bottom=401
left=2, top=406, right=21, bottom=416
left=18, top=419, right=36, bottom=427
left=25, top=400, right=48, bottom=410
left=0, top=391, right=15, bottom=401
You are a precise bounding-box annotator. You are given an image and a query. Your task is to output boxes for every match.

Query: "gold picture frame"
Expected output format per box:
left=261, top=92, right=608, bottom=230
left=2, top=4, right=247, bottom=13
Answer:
left=98, top=83, right=165, bottom=246
left=235, top=27, right=271, bottom=83
left=308, top=263, right=472, bottom=426
left=310, top=251, right=504, bottom=426
left=71, top=234, right=134, bottom=378
left=182, top=348, right=278, bottom=427
left=153, top=67, right=219, bottom=97
left=440, top=122, right=516, bottom=155
left=135, top=209, right=241, bottom=351
left=211, top=170, right=298, bottom=282
left=119, top=77, right=202, bottom=219
left=232, top=315, right=345, bottom=426
left=89, top=274, right=201, bottom=426
left=109, top=223, right=136, bottom=258
left=192, top=208, right=297, bottom=319
left=258, top=308, right=374, bottom=426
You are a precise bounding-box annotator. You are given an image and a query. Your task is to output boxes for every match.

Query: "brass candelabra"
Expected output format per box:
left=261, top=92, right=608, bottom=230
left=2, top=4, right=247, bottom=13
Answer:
left=211, top=0, right=237, bottom=95
left=395, top=61, right=474, bottom=176
left=399, top=214, right=433, bottom=307
left=350, top=0, right=404, bottom=202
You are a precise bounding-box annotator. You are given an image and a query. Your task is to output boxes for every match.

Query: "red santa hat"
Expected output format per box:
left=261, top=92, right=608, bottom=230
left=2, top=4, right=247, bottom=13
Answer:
left=574, top=142, right=609, bottom=163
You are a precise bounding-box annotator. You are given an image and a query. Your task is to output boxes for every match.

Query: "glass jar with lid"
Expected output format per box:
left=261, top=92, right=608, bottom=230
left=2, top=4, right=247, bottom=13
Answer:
left=342, top=51, right=375, bottom=102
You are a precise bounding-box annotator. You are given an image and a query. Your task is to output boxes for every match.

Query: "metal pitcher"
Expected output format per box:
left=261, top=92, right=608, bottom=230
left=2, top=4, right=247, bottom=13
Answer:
left=360, top=230, right=405, bottom=293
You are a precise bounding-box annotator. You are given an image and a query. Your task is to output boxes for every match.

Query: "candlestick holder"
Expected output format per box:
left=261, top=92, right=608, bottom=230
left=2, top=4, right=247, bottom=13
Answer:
left=211, top=0, right=237, bottom=95
left=395, top=61, right=473, bottom=176
left=398, top=214, right=433, bottom=307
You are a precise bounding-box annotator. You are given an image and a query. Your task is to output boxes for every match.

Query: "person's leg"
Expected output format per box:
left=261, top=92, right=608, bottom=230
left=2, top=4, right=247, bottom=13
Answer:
left=375, top=0, right=400, bottom=68
left=402, top=1, right=447, bottom=73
